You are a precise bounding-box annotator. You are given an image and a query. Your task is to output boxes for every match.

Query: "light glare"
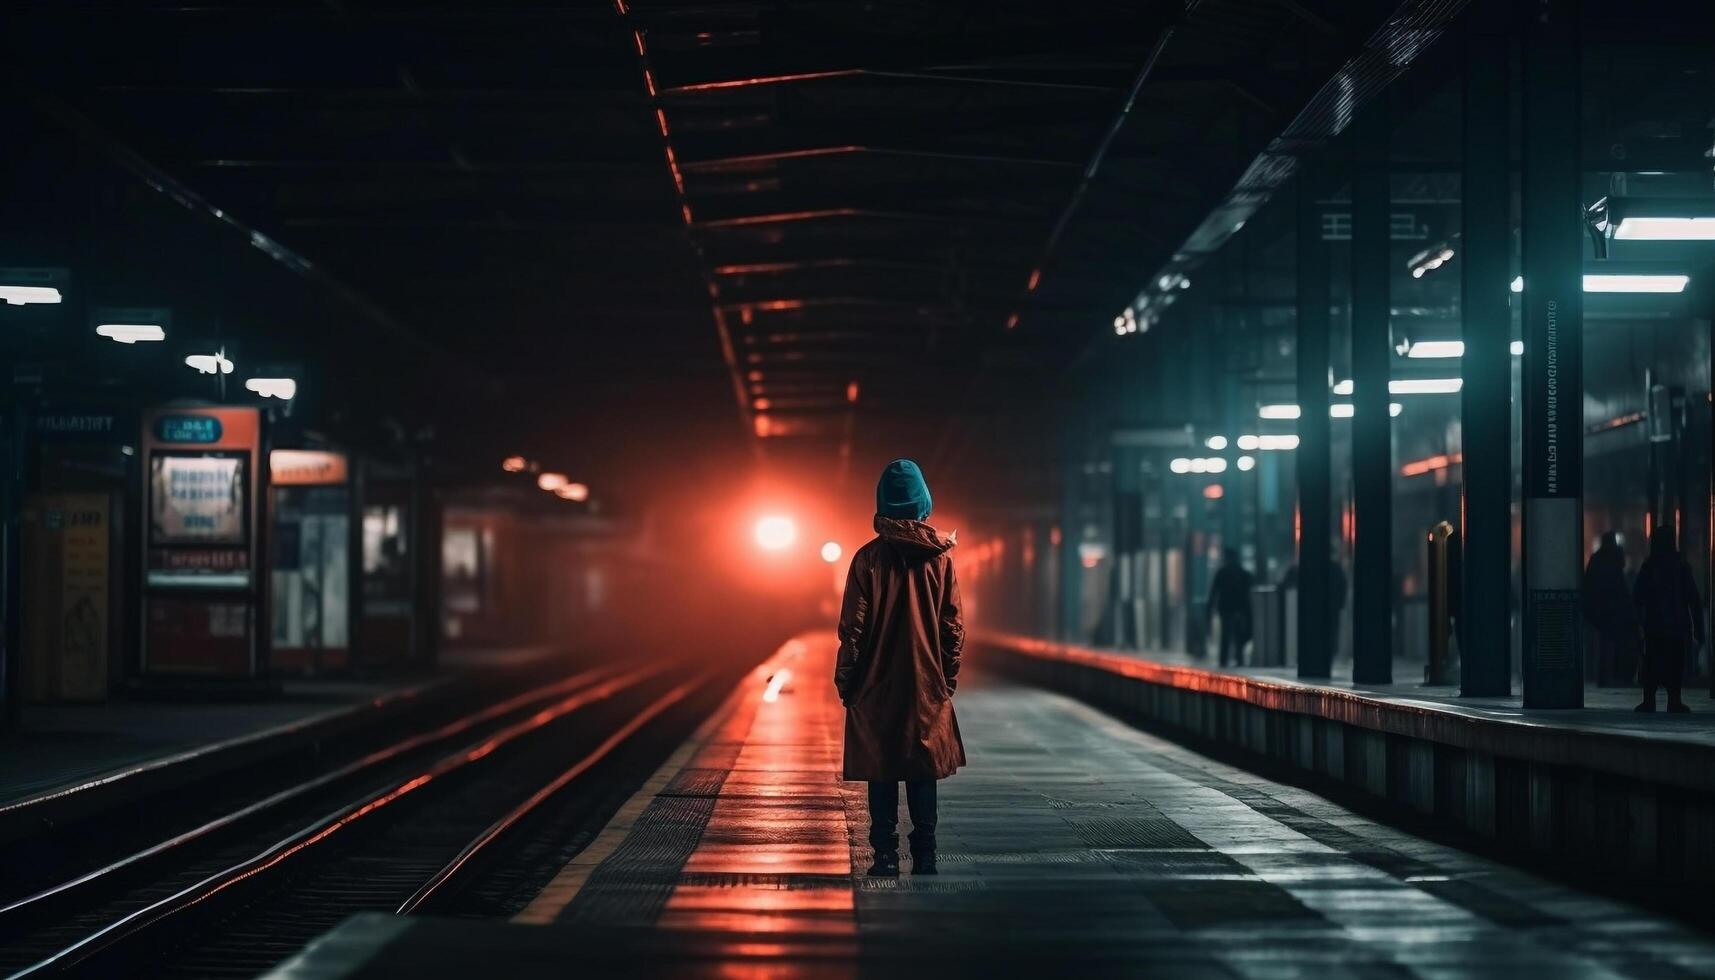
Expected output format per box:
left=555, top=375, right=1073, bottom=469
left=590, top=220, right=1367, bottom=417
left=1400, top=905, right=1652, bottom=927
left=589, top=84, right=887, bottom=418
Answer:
left=755, top=515, right=797, bottom=551
left=185, top=352, right=233, bottom=375
left=97, top=323, right=165, bottom=344
left=0, top=285, right=62, bottom=306
left=1613, top=217, right=1715, bottom=240
left=820, top=541, right=842, bottom=563
left=537, top=472, right=569, bottom=492
left=1407, top=340, right=1463, bottom=359
left=244, top=377, right=297, bottom=400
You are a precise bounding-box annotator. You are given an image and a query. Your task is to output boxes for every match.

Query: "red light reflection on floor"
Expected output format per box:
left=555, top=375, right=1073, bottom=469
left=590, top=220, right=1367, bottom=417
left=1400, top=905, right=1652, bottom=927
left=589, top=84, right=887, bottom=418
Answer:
left=661, top=636, right=857, bottom=945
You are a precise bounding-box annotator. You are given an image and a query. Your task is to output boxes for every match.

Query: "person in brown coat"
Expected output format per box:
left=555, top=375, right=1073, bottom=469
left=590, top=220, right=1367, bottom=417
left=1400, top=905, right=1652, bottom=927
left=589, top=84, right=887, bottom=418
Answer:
left=835, top=458, right=966, bottom=877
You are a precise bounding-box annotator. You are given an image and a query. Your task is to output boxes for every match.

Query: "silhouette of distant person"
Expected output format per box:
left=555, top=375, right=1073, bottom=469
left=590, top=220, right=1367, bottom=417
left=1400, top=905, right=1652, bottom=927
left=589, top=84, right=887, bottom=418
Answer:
left=1632, top=524, right=1707, bottom=713
left=1582, top=532, right=1639, bottom=687
left=1206, top=548, right=1254, bottom=667
left=835, top=459, right=965, bottom=877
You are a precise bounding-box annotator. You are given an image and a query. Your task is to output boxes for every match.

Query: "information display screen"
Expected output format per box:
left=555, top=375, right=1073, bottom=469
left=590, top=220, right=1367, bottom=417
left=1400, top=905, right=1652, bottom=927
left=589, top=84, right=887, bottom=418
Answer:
left=150, top=453, right=248, bottom=546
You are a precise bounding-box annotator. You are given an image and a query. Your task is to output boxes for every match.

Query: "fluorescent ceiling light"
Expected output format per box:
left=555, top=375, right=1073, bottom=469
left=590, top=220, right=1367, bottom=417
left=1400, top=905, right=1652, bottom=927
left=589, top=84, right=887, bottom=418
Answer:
left=96, top=323, right=165, bottom=344
left=1407, top=340, right=1463, bottom=359
left=185, top=351, right=233, bottom=375
left=1204, top=457, right=1228, bottom=474
left=1511, top=274, right=1689, bottom=293
left=1331, top=403, right=1403, bottom=418
left=1169, top=457, right=1191, bottom=474
left=1237, top=455, right=1256, bottom=471
left=244, top=377, right=297, bottom=399
left=1583, top=273, right=1688, bottom=293
left=0, top=285, right=62, bottom=305
left=1613, top=217, right=1715, bottom=240
left=1205, top=435, right=1227, bottom=450
left=1260, top=404, right=1401, bottom=419
left=1390, top=378, right=1462, bottom=394
left=1510, top=340, right=1524, bottom=356
left=1333, top=378, right=1459, bottom=395
left=1257, top=435, right=1299, bottom=450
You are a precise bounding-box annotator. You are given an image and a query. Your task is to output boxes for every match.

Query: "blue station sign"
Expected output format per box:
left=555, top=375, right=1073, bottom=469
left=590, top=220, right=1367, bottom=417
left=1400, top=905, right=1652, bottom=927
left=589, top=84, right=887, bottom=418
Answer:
left=156, top=414, right=223, bottom=444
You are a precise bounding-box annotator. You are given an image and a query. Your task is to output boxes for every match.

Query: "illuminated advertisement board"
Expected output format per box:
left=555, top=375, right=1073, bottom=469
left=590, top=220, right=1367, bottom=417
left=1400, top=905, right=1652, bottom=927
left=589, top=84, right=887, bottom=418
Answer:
left=150, top=453, right=248, bottom=546
left=141, top=406, right=263, bottom=676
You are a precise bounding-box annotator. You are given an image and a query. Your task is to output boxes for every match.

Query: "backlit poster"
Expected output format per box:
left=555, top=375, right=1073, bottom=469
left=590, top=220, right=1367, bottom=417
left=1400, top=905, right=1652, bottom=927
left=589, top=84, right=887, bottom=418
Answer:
left=151, top=454, right=247, bottom=545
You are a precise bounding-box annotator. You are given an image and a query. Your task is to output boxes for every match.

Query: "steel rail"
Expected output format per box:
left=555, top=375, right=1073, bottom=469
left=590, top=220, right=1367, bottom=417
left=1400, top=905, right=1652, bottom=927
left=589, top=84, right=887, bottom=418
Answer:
left=7, top=662, right=672, bottom=978
left=0, top=662, right=625, bottom=930
left=396, top=673, right=710, bottom=914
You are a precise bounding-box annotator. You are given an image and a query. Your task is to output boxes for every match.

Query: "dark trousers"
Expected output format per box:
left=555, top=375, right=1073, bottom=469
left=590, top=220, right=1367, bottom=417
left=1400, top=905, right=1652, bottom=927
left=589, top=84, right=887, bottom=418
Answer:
left=868, top=780, right=937, bottom=856
left=1642, top=634, right=1688, bottom=701
left=1216, top=612, right=1249, bottom=667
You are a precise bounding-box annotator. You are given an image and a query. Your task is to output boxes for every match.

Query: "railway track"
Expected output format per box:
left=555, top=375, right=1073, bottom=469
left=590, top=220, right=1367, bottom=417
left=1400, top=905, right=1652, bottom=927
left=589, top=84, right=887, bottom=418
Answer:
left=1, top=659, right=727, bottom=978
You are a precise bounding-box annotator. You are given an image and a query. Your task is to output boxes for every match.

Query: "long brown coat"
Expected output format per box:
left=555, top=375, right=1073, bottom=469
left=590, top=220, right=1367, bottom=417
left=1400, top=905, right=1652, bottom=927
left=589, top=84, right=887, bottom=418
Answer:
left=835, top=516, right=966, bottom=781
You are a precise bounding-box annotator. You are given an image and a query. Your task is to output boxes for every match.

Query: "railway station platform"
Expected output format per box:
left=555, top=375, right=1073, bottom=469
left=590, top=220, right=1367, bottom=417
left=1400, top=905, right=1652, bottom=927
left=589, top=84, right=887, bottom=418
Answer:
left=0, top=645, right=557, bottom=844
left=269, top=633, right=1715, bottom=977
left=978, top=634, right=1715, bottom=892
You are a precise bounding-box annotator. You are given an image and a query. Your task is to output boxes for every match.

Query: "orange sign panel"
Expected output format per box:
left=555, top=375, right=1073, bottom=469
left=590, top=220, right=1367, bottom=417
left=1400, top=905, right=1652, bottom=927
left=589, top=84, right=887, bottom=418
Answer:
left=271, top=449, right=349, bottom=486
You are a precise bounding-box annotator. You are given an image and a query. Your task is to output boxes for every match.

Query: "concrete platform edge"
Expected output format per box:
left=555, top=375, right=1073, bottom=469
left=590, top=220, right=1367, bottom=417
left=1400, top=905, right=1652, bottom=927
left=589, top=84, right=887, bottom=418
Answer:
left=981, top=633, right=1715, bottom=885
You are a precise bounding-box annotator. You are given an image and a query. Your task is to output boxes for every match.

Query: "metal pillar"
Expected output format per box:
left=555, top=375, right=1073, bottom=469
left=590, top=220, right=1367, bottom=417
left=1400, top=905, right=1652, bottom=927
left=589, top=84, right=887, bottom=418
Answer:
left=1519, top=0, right=1584, bottom=707
left=1460, top=4, right=1514, bottom=697
left=1058, top=453, right=1084, bottom=644
left=1295, top=176, right=1334, bottom=679
left=1351, top=107, right=1394, bottom=685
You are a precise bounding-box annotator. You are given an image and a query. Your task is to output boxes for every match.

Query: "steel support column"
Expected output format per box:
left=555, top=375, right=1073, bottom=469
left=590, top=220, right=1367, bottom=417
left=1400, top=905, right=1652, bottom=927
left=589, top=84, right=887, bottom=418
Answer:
left=1059, top=453, right=1085, bottom=644
left=1460, top=5, right=1514, bottom=697
left=1519, top=0, right=1584, bottom=707
left=1295, top=176, right=1333, bottom=680
left=1351, top=108, right=1394, bottom=685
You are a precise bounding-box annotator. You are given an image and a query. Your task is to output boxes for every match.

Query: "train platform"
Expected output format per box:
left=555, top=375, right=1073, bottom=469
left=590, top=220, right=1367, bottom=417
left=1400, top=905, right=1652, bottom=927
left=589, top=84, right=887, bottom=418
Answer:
left=980, top=633, right=1715, bottom=890
left=0, top=645, right=556, bottom=842
left=269, top=632, right=1715, bottom=977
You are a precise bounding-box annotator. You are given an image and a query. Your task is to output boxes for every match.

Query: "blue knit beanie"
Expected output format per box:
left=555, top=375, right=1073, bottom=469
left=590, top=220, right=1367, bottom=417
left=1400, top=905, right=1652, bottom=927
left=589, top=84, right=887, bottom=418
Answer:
left=876, top=458, right=932, bottom=521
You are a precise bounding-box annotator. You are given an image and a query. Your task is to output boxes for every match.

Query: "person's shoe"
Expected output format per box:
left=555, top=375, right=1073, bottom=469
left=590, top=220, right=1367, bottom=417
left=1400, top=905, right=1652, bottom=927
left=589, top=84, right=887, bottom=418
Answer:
left=1634, top=699, right=1657, bottom=712
left=1668, top=700, right=1692, bottom=714
left=866, top=852, right=900, bottom=877
left=911, top=852, right=938, bottom=875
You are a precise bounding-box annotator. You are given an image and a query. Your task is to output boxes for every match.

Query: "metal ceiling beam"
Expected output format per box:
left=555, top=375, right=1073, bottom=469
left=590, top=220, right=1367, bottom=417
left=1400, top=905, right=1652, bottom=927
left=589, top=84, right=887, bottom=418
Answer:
left=681, top=144, right=1080, bottom=172
left=30, top=95, right=497, bottom=394
left=693, top=207, right=1049, bottom=229
left=1125, top=0, right=1475, bottom=326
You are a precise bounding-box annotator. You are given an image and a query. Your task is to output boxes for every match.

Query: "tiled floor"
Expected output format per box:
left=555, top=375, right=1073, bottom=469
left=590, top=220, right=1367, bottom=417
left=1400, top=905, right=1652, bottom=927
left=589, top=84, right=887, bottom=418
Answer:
left=271, top=633, right=1715, bottom=978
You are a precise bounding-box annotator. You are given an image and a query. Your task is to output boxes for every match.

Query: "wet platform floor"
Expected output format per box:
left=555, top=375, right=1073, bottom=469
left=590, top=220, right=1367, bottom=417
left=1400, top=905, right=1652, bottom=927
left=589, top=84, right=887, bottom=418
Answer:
left=271, top=634, right=1715, bottom=978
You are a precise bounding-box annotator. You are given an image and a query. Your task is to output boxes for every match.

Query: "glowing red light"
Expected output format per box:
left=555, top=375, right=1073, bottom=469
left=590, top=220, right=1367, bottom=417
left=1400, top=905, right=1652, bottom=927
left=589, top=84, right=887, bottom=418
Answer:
left=1005, top=312, right=1019, bottom=330
left=845, top=381, right=860, bottom=403
left=1026, top=268, right=1041, bottom=291
left=753, top=398, right=772, bottom=410
left=754, top=515, right=797, bottom=551
left=1202, top=484, right=1224, bottom=499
